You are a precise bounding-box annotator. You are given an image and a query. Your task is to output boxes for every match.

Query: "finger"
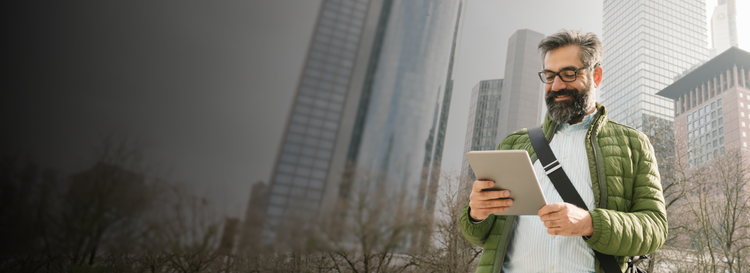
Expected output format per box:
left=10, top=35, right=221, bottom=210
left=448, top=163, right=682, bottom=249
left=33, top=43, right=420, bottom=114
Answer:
left=546, top=227, right=560, bottom=235
left=474, top=206, right=510, bottom=215
left=543, top=220, right=560, bottom=228
left=538, top=202, right=566, bottom=217
left=476, top=190, right=510, bottom=200
left=475, top=199, right=513, bottom=209
left=538, top=211, right=557, bottom=222
left=472, top=180, right=495, bottom=192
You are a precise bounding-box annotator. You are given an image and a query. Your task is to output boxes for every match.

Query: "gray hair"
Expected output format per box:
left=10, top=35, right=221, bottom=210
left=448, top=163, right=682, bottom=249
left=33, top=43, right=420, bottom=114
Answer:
left=538, top=29, right=603, bottom=69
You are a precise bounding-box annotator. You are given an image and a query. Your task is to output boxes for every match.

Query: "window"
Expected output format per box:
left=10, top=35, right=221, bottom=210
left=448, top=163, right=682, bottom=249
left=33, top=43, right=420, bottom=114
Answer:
left=743, top=112, right=746, bottom=118
left=742, top=102, right=745, bottom=107
left=744, top=132, right=747, bottom=137
left=718, top=108, right=723, bottom=115
left=744, top=122, right=747, bottom=127
left=745, top=142, right=748, bottom=147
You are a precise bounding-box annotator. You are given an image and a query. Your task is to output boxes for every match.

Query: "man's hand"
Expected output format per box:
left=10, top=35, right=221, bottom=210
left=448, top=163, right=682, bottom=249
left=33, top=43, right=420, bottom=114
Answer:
left=468, top=180, right=512, bottom=221
left=538, top=202, right=594, bottom=236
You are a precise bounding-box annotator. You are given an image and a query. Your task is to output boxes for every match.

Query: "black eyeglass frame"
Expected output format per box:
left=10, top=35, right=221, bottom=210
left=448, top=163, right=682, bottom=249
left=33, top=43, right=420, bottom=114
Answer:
left=537, top=63, right=599, bottom=84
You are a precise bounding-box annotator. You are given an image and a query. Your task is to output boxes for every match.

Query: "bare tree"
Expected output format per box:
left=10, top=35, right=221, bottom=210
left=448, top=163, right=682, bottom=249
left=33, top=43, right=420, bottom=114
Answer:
left=309, top=169, right=420, bottom=273
left=414, top=171, right=481, bottom=272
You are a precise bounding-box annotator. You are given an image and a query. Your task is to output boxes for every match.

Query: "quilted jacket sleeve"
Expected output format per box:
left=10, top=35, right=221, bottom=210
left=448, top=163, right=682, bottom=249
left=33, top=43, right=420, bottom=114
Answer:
left=459, top=130, right=528, bottom=247
left=459, top=203, right=496, bottom=247
left=585, top=128, right=668, bottom=257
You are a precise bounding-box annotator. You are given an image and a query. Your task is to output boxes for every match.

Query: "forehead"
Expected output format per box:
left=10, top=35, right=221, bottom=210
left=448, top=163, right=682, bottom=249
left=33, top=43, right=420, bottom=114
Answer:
left=543, top=45, right=584, bottom=70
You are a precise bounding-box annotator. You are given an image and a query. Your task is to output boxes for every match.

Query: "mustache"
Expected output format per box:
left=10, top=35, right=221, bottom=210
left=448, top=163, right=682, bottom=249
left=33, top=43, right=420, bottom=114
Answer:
left=545, top=89, right=579, bottom=103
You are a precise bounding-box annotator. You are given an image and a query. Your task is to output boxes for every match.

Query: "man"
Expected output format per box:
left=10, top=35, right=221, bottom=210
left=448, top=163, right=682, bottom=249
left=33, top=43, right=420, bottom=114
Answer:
left=460, top=30, right=667, bottom=273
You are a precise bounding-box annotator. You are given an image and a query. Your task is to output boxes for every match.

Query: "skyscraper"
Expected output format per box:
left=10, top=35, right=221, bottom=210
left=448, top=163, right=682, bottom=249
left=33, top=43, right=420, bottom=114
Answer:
left=601, top=0, right=709, bottom=127
left=710, top=0, right=739, bottom=57
left=460, top=29, right=545, bottom=186
left=496, top=29, right=546, bottom=144
left=460, top=78, right=503, bottom=185
left=247, top=0, right=462, bottom=248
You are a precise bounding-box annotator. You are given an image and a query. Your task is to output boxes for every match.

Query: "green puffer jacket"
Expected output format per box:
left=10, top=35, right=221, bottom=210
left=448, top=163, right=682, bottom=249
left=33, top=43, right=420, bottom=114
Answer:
left=460, top=103, right=667, bottom=273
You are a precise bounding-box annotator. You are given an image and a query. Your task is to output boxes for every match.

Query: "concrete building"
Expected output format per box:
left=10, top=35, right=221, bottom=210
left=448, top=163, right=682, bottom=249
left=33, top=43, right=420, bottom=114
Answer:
left=245, top=0, right=463, bottom=249
left=601, top=0, right=709, bottom=127
left=495, top=29, right=546, bottom=144
left=460, top=78, right=503, bottom=185
left=656, top=46, right=750, bottom=168
left=460, top=29, right=544, bottom=186
left=709, top=0, right=739, bottom=57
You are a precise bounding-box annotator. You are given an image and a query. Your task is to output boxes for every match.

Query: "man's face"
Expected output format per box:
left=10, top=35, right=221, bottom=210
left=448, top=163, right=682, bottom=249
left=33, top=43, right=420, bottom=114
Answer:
left=542, top=45, right=601, bottom=124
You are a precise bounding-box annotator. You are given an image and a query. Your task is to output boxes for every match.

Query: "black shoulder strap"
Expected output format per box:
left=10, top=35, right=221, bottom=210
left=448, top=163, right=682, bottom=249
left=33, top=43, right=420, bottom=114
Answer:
left=528, top=126, right=623, bottom=273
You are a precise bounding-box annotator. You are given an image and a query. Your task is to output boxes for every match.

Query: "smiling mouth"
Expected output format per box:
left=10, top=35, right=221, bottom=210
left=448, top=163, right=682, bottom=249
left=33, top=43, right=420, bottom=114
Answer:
left=554, top=95, right=572, bottom=101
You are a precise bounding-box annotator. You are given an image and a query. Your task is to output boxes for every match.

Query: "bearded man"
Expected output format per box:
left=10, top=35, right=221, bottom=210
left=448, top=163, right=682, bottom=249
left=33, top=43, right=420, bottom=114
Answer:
left=459, top=30, right=667, bottom=273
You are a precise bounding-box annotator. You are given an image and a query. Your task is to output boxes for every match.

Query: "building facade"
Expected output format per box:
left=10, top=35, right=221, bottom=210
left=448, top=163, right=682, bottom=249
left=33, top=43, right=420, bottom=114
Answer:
left=601, top=0, right=709, bottom=127
left=495, top=29, right=546, bottom=144
left=460, top=79, right=503, bottom=185
left=247, top=0, right=462, bottom=248
left=709, top=0, right=739, bottom=57
left=657, top=47, right=750, bottom=168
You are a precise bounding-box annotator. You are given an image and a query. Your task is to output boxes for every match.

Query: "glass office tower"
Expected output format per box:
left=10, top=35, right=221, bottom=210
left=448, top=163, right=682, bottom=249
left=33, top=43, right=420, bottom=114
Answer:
left=601, top=0, right=709, bottom=127
left=248, top=0, right=461, bottom=249
left=460, top=79, right=503, bottom=185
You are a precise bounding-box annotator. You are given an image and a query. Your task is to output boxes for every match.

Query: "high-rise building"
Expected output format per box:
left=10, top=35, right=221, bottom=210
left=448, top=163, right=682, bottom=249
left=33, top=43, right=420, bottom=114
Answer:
left=657, top=47, right=750, bottom=168
left=460, top=29, right=544, bottom=186
left=247, top=0, right=462, bottom=248
left=460, top=78, right=503, bottom=185
left=601, top=0, right=709, bottom=127
left=709, top=0, right=739, bottom=57
left=495, top=29, right=546, bottom=144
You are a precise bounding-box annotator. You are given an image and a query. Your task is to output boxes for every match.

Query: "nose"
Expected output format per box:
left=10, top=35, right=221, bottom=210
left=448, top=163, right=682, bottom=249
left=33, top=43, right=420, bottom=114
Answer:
left=550, top=75, right=567, bottom=91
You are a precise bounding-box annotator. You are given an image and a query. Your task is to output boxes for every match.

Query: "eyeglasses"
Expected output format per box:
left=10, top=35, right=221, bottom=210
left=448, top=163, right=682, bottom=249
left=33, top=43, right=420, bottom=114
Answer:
left=537, top=64, right=598, bottom=84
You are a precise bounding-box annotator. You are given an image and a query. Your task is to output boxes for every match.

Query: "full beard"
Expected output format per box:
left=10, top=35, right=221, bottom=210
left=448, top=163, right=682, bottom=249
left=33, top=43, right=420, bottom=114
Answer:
left=545, top=80, right=595, bottom=124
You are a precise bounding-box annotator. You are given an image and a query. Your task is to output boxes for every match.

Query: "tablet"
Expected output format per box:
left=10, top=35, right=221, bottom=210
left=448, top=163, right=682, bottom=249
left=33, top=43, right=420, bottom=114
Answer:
left=466, top=150, right=547, bottom=215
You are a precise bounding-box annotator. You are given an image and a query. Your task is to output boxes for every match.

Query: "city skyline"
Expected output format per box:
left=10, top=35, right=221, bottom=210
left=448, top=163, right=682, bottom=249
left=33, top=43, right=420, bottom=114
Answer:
left=6, top=1, right=750, bottom=225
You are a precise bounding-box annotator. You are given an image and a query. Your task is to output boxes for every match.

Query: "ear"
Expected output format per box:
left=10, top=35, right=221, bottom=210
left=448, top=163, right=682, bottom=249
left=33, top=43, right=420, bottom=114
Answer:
left=593, top=66, right=603, bottom=88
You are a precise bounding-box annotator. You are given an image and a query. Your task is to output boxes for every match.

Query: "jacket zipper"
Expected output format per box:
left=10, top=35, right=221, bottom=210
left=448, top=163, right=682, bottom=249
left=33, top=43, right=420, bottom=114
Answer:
left=590, top=116, right=603, bottom=209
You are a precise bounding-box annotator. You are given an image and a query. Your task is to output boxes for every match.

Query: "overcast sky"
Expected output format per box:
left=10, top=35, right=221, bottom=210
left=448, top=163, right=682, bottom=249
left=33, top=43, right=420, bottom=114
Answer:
left=5, top=0, right=749, bottom=219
